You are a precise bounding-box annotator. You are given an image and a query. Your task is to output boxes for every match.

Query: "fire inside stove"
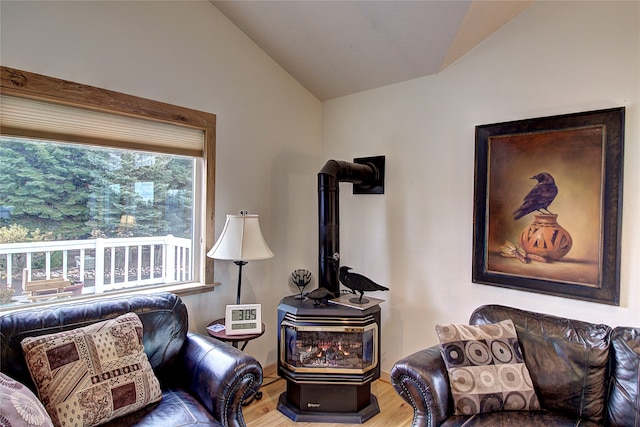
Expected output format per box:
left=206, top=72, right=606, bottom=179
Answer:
left=280, top=323, right=377, bottom=374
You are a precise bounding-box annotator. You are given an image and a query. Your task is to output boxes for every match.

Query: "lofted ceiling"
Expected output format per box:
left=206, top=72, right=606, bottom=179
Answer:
left=211, top=1, right=535, bottom=101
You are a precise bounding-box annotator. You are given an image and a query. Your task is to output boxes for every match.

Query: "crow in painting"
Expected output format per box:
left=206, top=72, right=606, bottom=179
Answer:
left=513, top=172, right=558, bottom=220
left=339, top=266, right=388, bottom=303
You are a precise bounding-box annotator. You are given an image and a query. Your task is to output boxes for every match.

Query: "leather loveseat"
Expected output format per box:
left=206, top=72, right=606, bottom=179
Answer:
left=0, top=292, right=263, bottom=427
left=390, top=304, right=639, bottom=426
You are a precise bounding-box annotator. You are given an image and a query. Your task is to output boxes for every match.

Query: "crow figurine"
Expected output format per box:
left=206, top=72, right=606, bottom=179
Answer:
left=339, top=266, right=388, bottom=304
left=306, top=287, right=334, bottom=306
left=513, top=172, right=558, bottom=220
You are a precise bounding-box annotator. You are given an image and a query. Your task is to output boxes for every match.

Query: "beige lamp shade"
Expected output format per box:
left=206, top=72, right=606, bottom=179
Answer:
left=207, top=213, right=274, bottom=261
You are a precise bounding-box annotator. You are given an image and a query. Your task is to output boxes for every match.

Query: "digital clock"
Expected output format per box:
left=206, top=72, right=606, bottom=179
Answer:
left=225, top=304, right=262, bottom=335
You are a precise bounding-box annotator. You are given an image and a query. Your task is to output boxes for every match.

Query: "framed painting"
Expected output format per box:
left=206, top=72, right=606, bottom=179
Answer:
left=472, top=107, right=625, bottom=305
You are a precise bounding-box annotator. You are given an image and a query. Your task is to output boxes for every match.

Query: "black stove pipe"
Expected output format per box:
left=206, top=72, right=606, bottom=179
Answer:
left=318, top=160, right=379, bottom=294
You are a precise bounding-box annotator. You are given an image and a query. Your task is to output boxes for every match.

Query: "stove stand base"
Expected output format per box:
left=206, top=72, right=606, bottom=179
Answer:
left=277, top=392, right=380, bottom=424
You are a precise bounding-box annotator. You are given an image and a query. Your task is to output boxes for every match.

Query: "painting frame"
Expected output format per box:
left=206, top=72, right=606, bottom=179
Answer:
left=472, top=107, right=625, bottom=305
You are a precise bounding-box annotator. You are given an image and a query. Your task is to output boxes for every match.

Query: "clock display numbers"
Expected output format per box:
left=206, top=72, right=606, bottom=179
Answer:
left=231, top=308, right=257, bottom=321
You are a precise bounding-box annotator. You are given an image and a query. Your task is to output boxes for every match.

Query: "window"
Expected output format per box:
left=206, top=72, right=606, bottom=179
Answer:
left=0, top=66, right=216, bottom=307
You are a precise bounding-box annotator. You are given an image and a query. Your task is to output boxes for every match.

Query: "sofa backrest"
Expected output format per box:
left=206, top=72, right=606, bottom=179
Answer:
left=470, top=304, right=612, bottom=424
left=0, top=292, right=188, bottom=391
left=607, top=326, right=640, bottom=426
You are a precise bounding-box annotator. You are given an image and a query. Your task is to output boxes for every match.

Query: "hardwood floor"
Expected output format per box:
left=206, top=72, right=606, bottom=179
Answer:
left=243, top=375, right=413, bottom=427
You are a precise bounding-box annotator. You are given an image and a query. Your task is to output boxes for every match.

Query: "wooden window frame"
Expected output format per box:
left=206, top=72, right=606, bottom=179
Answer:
left=0, top=66, right=216, bottom=285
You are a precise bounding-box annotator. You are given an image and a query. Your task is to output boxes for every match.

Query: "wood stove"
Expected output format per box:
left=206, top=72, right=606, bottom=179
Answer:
left=277, top=295, right=381, bottom=423
left=275, top=157, right=385, bottom=422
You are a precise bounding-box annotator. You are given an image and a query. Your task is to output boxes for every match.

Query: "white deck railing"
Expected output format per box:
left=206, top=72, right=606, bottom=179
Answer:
left=0, top=235, right=191, bottom=294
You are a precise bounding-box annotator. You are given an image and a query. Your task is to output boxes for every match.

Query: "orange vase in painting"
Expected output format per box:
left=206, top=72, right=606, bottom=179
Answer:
left=519, top=214, right=572, bottom=261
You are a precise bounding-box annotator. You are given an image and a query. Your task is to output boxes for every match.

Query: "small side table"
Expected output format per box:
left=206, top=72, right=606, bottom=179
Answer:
left=207, top=318, right=265, bottom=351
left=206, top=318, right=265, bottom=405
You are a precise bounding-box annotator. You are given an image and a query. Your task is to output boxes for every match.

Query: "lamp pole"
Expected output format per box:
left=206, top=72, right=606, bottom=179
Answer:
left=234, top=260, right=248, bottom=305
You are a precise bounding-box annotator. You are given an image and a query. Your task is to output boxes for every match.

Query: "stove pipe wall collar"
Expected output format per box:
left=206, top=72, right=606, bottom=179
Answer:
left=318, top=156, right=385, bottom=294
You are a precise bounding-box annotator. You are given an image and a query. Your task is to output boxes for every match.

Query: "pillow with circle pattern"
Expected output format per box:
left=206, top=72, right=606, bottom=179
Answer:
left=0, top=372, right=53, bottom=427
left=435, top=319, right=540, bottom=416
left=21, top=312, right=162, bottom=427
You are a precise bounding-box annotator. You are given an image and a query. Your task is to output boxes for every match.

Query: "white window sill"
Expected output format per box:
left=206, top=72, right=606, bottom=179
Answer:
left=0, top=282, right=221, bottom=314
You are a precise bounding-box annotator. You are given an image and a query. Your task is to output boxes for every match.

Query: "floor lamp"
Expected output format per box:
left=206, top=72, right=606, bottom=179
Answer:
left=207, top=212, right=273, bottom=304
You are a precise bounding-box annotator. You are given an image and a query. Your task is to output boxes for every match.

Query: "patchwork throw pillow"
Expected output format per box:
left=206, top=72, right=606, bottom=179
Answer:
left=21, top=313, right=162, bottom=427
left=0, top=372, right=54, bottom=427
left=435, top=319, right=540, bottom=416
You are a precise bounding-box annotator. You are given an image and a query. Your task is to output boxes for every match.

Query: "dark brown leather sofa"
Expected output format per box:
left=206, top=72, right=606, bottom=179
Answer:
left=0, top=292, right=263, bottom=427
left=390, top=304, right=639, bottom=426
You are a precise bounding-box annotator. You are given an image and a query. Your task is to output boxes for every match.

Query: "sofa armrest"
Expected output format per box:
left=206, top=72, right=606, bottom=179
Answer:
left=177, top=332, right=263, bottom=427
left=390, top=345, right=451, bottom=427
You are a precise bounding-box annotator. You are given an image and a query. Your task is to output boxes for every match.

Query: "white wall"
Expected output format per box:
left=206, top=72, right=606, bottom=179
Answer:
left=0, top=0, right=322, bottom=367
left=3, top=0, right=639, bottom=376
left=323, top=1, right=639, bottom=372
